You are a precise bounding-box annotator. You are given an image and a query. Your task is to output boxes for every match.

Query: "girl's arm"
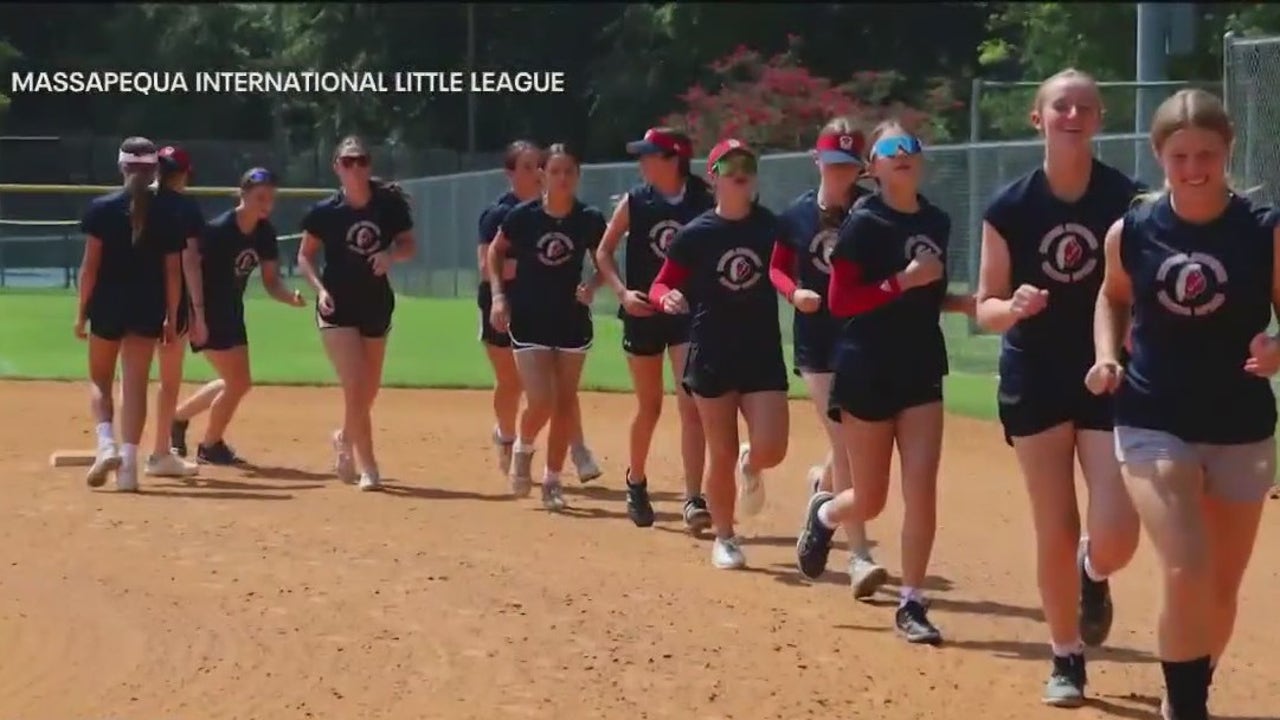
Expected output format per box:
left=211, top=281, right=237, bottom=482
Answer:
left=181, top=234, right=205, bottom=322
left=593, top=196, right=631, bottom=297
left=260, top=260, right=301, bottom=305
left=826, top=258, right=903, bottom=317
left=647, top=257, right=690, bottom=303
left=1094, top=219, right=1133, bottom=365
left=164, top=253, right=182, bottom=328
left=768, top=241, right=799, bottom=303
left=296, top=232, right=326, bottom=295
left=974, top=222, right=1021, bottom=331
left=487, top=230, right=513, bottom=297
left=389, top=230, right=416, bottom=262
left=77, top=236, right=102, bottom=324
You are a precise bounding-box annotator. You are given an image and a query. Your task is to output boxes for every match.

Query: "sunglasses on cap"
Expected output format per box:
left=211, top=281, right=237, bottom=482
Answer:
left=339, top=155, right=370, bottom=169
left=870, top=135, right=923, bottom=160
left=713, top=153, right=758, bottom=180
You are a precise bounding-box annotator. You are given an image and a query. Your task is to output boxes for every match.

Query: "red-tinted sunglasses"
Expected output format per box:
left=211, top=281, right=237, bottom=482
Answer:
left=339, top=155, right=370, bottom=169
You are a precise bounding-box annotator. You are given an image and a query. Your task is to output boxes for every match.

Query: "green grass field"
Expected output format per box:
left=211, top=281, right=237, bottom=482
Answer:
left=0, top=287, right=1002, bottom=421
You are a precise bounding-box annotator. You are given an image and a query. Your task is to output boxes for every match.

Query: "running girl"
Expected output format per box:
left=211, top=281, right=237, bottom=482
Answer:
left=648, top=139, right=790, bottom=570
left=487, top=143, right=605, bottom=511
left=976, top=69, right=1143, bottom=706
left=1091, top=88, right=1279, bottom=720
left=297, top=135, right=416, bottom=491
left=594, top=127, right=711, bottom=531
left=170, top=168, right=306, bottom=464
left=146, top=145, right=206, bottom=479
left=773, top=117, right=886, bottom=598
left=77, top=136, right=185, bottom=492
left=795, top=121, right=973, bottom=644
left=478, top=141, right=601, bottom=483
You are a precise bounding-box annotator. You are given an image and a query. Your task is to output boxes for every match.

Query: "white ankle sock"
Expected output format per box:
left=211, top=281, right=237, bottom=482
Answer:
left=121, top=443, right=138, bottom=466
left=1083, top=552, right=1107, bottom=583
left=95, top=422, right=114, bottom=446
left=543, top=470, right=561, bottom=486
left=1051, top=640, right=1085, bottom=657
left=817, top=500, right=839, bottom=530
left=514, top=439, right=535, bottom=454
left=898, top=586, right=923, bottom=607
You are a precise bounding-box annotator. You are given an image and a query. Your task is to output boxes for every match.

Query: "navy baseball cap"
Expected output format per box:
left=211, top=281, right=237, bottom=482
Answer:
left=239, top=166, right=277, bottom=190
left=626, top=128, right=692, bottom=159
left=814, top=130, right=866, bottom=165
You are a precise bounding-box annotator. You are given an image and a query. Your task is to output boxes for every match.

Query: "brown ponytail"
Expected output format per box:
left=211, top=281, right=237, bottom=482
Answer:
left=118, top=136, right=158, bottom=246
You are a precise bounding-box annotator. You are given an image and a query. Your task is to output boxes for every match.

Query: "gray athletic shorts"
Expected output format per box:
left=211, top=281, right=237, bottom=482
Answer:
left=1114, top=426, right=1277, bottom=503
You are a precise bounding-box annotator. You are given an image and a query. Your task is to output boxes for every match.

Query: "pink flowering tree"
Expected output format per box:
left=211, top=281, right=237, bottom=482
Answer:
left=662, top=36, right=961, bottom=155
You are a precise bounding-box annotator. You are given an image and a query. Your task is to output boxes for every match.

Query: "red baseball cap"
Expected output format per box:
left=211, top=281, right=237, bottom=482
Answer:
left=157, top=145, right=193, bottom=174
left=706, top=138, right=755, bottom=173
left=814, top=130, right=865, bottom=165
left=626, top=128, right=692, bottom=159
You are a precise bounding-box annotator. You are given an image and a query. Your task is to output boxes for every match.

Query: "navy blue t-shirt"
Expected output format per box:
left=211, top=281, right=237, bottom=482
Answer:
left=500, top=198, right=605, bottom=319
left=622, top=178, right=714, bottom=296
left=666, top=204, right=783, bottom=354
left=1117, top=194, right=1277, bottom=443
left=780, top=189, right=861, bottom=350
left=985, top=160, right=1142, bottom=380
left=200, top=209, right=279, bottom=312
left=80, top=189, right=187, bottom=313
left=831, top=193, right=951, bottom=382
left=300, top=184, right=413, bottom=302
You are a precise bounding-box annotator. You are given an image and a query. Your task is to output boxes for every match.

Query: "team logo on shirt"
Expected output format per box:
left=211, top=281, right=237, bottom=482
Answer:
left=904, top=235, right=942, bottom=260
left=345, top=220, right=382, bottom=257
left=808, top=229, right=838, bottom=274
left=716, top=247, right=764, bottom=291
left=648, top=220, right=682, bottom=259
left=234, top=248, right=260, bottom=278
left=536, top=232, right=575, bottom=267
left=1155, top=252, right=1228, bottom=317
left=1038, top=223, right=1100, bottom=283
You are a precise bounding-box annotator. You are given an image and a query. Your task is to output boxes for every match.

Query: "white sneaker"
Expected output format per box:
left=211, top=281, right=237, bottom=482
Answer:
left=849, top=554, right=889, bottom=600
left=115, top=462, right=139, bottom=493
left=85, top=443, right=122, bottom=488
left=358, top=471, right=382, bottom=492
left=541, top=481, right=567, bottom=511
left=735, top=443, right=766, bottom=518
left=146, top=451, right=199, bottom=478
left=493, top=429, right=514, bottom=476
left=509, top=448, right=534, bottom=498
left=571, top=444, right=602, bottom=483
left=806, top=465, right=825, bottom=496
left=332, top=430, right=357, bottom=482
left=711, top=536, right=747, bottom=569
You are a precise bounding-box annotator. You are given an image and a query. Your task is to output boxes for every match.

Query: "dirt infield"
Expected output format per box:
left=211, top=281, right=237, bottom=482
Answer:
left=1, top=380, right=1277, bottom=719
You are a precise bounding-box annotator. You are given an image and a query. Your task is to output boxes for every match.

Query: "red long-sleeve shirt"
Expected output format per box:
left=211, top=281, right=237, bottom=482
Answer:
left=648, top=258, right=690, bottom=305
left=826, top=258, right=902, bottom=317
left=768, top=241, right=799, bottom=300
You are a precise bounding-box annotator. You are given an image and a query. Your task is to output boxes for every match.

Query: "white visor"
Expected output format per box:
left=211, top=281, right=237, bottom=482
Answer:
left=118, top=150, right=158, bottom=165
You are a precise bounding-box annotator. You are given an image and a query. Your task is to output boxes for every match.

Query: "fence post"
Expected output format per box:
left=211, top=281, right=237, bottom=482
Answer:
left=965, top=78, right=984, bottom=335
left=0, top=239, right=6, bottom=288
left=64, top=230, right=73, bottom=288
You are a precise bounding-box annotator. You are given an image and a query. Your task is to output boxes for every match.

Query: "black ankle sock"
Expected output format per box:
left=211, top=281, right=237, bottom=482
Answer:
left=1161, top=656, right=1211, bottom=720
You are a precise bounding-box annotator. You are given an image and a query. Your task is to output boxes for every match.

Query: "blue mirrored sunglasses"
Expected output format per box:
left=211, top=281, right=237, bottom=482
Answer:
left=871, top=135, right=923, bottom=160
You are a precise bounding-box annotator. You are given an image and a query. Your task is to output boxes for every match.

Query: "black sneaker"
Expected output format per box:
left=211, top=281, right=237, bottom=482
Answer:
left=1079, top=539, right=1114, bottom=647
left=895, top=599, right=942, bottom=645
left=683, top=494, right=712, bottom=533
left=197, top=440, right=243, bottom=466
left=796, top=491, right=836, bottom=579
left=170, top=419, right=190, bottom=457
left=1042, top=653, right=1087, bottom=707
left=625, top=471, right=655, bottom=528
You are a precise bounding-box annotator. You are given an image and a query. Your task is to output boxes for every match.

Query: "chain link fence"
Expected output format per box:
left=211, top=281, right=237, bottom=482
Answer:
left=1224, top=33, right=1280, bottom=207
left=391, top=133, right=1158, bottom=302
